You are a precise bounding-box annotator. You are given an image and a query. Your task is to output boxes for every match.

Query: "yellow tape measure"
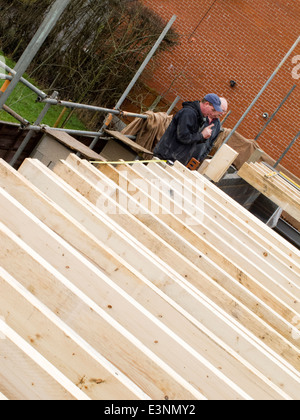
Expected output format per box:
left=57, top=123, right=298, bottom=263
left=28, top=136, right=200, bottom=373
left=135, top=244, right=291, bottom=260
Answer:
left=265, top=171, right=278, bottom=179
left=280, top=172, right=300, bottom=189
left=91, top=160, right=167, bottom=165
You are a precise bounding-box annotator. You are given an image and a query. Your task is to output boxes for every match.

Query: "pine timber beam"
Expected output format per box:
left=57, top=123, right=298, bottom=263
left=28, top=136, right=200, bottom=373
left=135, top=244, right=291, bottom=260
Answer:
left=132, top=162, right=300, bottom=300
left=0, top=160, right=285, bottom=399
left=95, top=158, right=300, bottom=316
left=174, top=161, right=300, bottom=265
left=0, top=285, right=89, bottom=401
left=66, top=155, right=299, bottom=338
left=238, top=163, right=300, bottom=222
left=17, top=159, right=300, bottom=396
left=0, top=151, right=298, bottom=399
left=0, top=235, right=144, bottom=400
left=97, top=160, right=300, bottom=312
left=164, top=163, right=300, bottom=274
left=0, top=188, right=208, bottom=400
left=46, top=158, right=300, bottom=369
left=147, top=161, right=299, bottom=282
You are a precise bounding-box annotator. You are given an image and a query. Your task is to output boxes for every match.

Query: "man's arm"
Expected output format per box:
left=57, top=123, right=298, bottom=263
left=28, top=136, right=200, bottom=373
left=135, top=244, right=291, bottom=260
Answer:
left=177, top=111, right=213, bottom=145
left=197, top=120, right=222, bottom=161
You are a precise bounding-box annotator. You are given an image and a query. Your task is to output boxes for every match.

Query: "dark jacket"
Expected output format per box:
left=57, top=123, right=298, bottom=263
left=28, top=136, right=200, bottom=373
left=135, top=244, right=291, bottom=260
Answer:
left=193, top=118, right=222, bottom=162
left=153, top=101, right=207, bottom=165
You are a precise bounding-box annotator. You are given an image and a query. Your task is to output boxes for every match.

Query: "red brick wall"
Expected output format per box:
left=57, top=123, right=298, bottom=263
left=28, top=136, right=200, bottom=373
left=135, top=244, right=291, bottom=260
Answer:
left=138, top=0, right=300, bottom=177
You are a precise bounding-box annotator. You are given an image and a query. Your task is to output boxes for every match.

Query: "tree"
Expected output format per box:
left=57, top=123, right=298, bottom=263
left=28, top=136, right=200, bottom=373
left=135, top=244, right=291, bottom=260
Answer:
left=0, top=0, right=178, bottom=128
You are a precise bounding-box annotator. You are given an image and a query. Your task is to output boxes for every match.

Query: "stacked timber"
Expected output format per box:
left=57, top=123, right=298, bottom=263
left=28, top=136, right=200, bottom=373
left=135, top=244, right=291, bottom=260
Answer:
left=238, top=162, right=300, bottom=222
left=0, top=154, right=299, bottom=400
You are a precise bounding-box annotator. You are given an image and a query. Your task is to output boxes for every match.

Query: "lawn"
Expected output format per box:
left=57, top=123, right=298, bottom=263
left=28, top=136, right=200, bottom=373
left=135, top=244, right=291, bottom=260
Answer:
left=0, top=53, right=87, bottom=131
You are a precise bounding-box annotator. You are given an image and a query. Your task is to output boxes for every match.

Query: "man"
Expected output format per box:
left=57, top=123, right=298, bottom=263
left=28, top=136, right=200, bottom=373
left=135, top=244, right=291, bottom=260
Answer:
left=153, top=93, right=223, bottom=166
left=192, top=97, right=228, bottom=163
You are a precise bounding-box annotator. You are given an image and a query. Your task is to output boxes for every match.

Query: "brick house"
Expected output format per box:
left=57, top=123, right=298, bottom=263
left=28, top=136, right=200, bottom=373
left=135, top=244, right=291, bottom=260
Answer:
left=134, top=0, right=300, bottom=177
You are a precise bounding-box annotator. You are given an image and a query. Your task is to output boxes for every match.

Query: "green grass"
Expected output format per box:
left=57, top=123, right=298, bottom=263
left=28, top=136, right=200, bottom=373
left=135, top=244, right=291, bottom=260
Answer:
left=0, top=53, right=87, bottom=131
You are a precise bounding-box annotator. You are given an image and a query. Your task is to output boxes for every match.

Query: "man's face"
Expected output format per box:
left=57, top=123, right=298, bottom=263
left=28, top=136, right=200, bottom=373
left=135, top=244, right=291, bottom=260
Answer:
left=210, top=102, right=228, bottom=120
left=202, top=102, right=214, bottom=117
left=210, top=108, right=224, bottom=119
left=203, top=102, right=223, bottom=119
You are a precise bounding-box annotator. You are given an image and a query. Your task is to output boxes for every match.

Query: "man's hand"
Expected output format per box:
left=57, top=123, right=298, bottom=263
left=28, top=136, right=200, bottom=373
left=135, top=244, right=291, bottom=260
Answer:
left=201, top=124, right=214, bottom=139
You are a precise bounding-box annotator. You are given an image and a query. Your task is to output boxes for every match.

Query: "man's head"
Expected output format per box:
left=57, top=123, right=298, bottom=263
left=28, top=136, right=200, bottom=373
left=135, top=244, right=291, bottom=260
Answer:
left=220, top=98, right=228, bottom=115
left=200, top=93, right=223, bottom=118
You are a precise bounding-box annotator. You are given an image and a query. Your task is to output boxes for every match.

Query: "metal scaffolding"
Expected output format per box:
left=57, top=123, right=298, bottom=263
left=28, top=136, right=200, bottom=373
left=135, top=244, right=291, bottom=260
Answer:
left=0, top=1, right=298, bottom=172
left=0, top=7, right=178, bottom=167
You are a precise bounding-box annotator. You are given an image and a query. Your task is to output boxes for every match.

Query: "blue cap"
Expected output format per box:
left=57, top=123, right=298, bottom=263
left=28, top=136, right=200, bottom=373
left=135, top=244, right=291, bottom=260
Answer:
left=204, top=93, right=223, bottom=112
